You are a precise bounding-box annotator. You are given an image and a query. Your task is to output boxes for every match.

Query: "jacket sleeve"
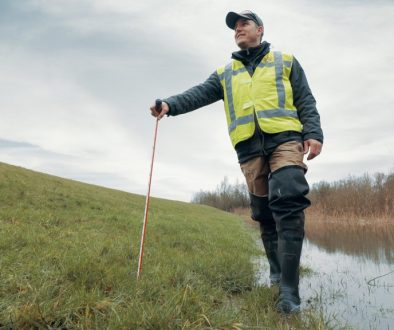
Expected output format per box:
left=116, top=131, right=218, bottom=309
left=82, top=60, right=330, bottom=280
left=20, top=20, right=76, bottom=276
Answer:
left=290, top=57, right=324, bottom=143
left=163, top=72, right=223, bottom=116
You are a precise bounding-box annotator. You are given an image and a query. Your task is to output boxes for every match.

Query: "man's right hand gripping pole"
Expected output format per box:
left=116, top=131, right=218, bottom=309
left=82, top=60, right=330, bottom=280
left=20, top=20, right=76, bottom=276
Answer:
left=150, top=99, right=169, bottom=120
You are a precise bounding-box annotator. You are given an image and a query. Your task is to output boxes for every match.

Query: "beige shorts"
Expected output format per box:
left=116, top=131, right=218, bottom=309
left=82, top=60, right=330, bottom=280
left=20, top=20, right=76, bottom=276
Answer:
left=240, top=141, right=307, bottom=197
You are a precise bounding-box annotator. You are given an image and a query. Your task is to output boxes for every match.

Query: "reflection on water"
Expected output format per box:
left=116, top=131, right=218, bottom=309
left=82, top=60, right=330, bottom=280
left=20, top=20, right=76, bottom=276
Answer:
left=256, top=235, right=394, bottom=329
left=305, top=219, right=394, bottom=264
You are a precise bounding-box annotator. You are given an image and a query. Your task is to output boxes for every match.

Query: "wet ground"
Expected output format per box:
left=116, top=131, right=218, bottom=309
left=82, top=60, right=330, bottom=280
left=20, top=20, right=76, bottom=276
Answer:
left=255, top=238, right=394, bottom=329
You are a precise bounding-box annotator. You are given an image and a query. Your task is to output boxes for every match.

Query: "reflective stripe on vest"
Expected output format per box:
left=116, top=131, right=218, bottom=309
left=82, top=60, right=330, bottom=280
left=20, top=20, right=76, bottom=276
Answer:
left=217, top=51, right=302, bottom=147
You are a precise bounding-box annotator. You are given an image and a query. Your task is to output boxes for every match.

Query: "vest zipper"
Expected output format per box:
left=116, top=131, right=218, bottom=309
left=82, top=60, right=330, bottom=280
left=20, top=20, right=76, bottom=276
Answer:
left=254, top=111, right=267, bottom=156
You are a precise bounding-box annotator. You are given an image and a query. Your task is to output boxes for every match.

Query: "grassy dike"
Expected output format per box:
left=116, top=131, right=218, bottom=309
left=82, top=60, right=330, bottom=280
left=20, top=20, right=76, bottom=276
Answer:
left=0, top=163, right=327, bottom=329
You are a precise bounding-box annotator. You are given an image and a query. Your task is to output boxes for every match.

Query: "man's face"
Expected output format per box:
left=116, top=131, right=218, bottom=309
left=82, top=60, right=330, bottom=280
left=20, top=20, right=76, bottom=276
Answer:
left=234, top=18, right=263, bottom=49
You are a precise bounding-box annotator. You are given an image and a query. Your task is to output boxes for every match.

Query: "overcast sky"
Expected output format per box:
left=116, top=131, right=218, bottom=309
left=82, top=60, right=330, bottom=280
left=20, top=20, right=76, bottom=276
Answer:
left=1, top=0, right=393, bottom=202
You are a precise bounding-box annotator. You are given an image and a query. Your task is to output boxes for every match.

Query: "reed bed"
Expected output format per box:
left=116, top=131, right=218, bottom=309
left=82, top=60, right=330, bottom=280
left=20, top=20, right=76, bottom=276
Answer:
left=309, top=172, right=394, bottom=219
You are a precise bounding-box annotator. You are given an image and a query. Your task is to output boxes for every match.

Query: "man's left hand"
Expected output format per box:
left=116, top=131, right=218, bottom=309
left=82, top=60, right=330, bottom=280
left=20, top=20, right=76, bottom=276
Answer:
left=303, top=139, right=322, bottom=160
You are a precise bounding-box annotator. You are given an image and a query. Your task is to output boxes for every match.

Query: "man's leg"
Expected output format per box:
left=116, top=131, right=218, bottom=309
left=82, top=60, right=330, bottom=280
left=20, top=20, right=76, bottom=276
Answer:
left=240, top=157, right=281, bottom=286
left=251, top=195, right=281, bottom=285
left=268, top=141, right=310, bottom=314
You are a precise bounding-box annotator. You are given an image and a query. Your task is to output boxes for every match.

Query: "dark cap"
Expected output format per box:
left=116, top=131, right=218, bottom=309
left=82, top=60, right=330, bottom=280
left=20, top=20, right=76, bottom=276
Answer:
left=226, top=10, right=263, bottom=30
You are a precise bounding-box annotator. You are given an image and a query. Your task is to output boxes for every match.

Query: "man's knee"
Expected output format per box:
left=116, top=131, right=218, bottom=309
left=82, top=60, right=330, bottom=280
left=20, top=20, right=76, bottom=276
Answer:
left=250, top=194, right=273, bottom=222
left=268, top=165, right=310, bottom=213
left=250, top=194, right=277, bottom=240
left=268, top=166, right=309, bottom=240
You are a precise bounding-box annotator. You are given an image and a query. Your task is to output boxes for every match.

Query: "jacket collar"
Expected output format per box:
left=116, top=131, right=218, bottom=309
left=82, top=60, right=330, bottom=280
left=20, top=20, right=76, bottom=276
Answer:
left=231, top=41, right=271, bottom=63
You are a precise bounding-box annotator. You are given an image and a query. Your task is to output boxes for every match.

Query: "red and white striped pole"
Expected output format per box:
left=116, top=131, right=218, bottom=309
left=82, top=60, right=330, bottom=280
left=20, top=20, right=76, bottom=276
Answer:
left=137, top=100, right=161, bottom=280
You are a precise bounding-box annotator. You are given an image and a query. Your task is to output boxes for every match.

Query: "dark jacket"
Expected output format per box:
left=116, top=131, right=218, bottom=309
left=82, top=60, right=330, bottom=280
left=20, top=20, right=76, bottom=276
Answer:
left=164, top=41, right=323, bottom=163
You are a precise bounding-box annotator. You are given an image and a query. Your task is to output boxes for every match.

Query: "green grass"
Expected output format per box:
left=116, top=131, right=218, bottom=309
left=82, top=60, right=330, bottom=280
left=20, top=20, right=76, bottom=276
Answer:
left=0, top=162, right=330, bottom=329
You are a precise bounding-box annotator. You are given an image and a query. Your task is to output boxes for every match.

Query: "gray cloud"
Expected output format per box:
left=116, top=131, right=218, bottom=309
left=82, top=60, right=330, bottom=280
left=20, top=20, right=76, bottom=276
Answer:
left=0, top=139, right=37, bottom=149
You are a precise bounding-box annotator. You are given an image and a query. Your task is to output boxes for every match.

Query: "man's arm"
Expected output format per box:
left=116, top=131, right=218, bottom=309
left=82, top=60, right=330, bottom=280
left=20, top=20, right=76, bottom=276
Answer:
left=290, top=57, right=323, bottom=160
left=150, top=72, right=223, bottom=119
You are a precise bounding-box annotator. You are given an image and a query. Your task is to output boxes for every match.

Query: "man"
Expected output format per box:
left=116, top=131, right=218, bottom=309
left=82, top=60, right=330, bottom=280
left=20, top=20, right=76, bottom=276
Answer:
left=150, top=10, right=323, bottom=314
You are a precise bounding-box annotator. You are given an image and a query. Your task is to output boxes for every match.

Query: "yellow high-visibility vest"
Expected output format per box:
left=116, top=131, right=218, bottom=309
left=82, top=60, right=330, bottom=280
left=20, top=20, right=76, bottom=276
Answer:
left=217, top=51, right=302, bottom=147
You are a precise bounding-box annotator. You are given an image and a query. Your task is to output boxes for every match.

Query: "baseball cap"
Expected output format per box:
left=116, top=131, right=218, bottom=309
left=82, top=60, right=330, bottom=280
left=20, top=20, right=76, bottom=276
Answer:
left=226, top=10, right=264, bottom=30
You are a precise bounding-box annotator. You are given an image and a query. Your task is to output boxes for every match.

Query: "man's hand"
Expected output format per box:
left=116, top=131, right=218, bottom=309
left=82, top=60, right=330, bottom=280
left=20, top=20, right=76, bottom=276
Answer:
left=150, top=101, right=169, bottom=120
left=303, top=139, right=322, bottom=160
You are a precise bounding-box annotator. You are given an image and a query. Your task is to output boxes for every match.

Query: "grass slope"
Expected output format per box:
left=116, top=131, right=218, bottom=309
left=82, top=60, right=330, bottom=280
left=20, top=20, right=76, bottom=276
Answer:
left=0, top=163, right=327, bottom=329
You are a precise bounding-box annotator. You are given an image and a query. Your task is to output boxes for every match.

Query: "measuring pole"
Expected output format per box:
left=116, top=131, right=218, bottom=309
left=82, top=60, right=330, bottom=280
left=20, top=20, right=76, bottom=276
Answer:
left=137, top=99, right=161, bottom=279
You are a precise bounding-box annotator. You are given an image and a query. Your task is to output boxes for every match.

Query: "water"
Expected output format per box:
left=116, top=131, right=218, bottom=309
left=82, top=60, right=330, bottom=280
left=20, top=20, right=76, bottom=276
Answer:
left=301, top=240, right=393, bottom=329
left=255, top=238, right=394, bottom=329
